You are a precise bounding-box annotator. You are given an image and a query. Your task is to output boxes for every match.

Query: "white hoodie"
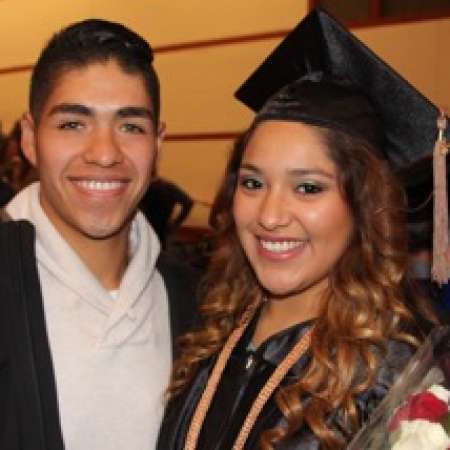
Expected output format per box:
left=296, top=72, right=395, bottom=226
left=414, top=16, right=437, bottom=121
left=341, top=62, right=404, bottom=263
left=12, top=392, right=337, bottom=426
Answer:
left=7, top=182, right=171, bottom=450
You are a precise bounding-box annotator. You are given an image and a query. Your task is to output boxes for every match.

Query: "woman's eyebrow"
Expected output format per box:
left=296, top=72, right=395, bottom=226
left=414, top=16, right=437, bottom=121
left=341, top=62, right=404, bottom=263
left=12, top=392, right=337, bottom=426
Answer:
left=239, top=163, right=261, bottom=173
left=240, top=163, right=335, bottom=179
left=288, top=168, right=335, bottom=179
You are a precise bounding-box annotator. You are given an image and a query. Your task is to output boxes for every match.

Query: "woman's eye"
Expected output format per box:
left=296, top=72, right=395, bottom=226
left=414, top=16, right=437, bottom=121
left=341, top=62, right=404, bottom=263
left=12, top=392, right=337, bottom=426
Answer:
left=239, top=177, right=263, bottom=190
left=296, top=183, right=323, bottom=194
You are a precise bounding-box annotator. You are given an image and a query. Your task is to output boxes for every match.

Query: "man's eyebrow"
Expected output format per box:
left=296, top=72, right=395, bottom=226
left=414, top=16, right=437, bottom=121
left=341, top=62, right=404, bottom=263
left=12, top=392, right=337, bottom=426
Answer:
left=48, top=103, right=92, bottom=116
left=46, top=104, right=154, bottom=121
left=117, top=106, right=154, bottom=121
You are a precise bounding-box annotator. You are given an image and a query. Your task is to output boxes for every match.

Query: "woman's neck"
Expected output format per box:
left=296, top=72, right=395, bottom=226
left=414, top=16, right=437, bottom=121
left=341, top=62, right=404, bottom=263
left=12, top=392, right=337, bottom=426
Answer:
left=251, top=283, right=327, bottom=348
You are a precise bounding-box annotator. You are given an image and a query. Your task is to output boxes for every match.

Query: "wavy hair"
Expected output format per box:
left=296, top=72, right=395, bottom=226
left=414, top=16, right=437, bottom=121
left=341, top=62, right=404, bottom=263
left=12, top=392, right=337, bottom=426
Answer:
left=168, top=122, right=426, bottom=449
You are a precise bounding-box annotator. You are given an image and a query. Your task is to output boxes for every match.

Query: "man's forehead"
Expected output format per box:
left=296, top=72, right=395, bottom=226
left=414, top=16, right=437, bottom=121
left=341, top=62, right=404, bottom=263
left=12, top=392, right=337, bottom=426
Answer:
left=40, top=60, right=154, bottom=117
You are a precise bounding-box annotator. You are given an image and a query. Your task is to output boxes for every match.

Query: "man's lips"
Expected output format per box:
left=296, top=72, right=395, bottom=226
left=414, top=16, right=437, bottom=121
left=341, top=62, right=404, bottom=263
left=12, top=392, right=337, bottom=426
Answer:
left=69, top=177, right=130, bottom=194
left=74, top=179, right=126, bottom=190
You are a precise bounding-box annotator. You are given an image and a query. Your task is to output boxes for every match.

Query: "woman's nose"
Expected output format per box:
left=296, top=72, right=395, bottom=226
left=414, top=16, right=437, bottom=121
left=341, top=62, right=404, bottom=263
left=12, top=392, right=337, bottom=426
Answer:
left=257, top=190, right=291, bottom=230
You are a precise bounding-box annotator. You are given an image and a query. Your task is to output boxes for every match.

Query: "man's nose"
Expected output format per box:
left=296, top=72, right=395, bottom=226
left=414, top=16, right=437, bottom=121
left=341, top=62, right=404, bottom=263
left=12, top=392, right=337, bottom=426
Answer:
left=83, top=126, right=124, bottom=167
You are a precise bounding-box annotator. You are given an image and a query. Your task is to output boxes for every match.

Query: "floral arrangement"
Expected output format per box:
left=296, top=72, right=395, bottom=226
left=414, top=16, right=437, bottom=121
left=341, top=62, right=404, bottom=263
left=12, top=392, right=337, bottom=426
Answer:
left=347, top=326, right=450, bottom=450
left=387, top=384, right=450, bottom=449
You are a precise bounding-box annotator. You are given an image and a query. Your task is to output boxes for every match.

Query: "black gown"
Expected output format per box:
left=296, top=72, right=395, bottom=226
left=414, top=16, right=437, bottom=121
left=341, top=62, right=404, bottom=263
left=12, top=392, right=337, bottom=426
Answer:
left=157, top=315, right=415, bottom=449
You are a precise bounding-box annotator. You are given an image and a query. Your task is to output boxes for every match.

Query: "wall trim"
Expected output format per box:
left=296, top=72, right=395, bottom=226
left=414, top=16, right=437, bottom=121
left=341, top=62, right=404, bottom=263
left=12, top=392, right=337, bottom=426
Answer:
left=0, top=64, right=33, bottom=75
left=153, top=29, right=287, bottom=53
left=165, top=131, right=240, bottom=142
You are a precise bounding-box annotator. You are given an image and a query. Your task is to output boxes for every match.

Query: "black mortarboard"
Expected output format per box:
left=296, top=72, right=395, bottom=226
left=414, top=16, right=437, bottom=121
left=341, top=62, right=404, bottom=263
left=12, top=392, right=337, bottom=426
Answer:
left=235, top=7, right=448, bottom=171
left=235, top=7, right=450, bottom=283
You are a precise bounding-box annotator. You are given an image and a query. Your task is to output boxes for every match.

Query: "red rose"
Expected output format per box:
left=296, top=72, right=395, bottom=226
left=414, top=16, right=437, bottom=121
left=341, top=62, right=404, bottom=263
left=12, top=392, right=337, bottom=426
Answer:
left=388, top=392, right=448, bottom=432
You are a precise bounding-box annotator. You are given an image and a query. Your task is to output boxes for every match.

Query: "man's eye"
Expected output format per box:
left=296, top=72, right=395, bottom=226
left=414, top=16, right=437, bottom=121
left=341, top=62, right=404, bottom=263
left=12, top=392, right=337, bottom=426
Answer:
left=296, top=183, right=323, bottom=194
left=121, top=123, right=146, bottom=134
left=239, top=177, right=263, bottom=190
left=58, top=121, right=83, bottom=130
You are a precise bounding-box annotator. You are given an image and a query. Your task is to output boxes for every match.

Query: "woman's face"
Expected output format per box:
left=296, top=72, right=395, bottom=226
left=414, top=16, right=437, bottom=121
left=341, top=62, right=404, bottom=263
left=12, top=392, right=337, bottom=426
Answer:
left=233, top=121, right=354, bottom=300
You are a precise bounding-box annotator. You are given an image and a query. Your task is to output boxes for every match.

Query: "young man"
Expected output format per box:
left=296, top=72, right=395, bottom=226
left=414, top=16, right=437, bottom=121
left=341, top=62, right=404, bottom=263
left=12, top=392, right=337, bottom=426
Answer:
left=0, top=19, right=196, bottom=450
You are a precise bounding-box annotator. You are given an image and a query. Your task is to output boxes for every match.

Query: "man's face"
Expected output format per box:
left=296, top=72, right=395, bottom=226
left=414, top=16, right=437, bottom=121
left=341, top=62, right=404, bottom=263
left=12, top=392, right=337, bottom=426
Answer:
left=22, top=59, right=163, bottom=247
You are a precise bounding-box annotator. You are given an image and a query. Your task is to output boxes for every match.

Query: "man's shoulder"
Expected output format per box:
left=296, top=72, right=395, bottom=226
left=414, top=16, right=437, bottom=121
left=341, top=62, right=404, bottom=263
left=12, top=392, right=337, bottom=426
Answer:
left=0, top=207, right=13, bottom=223
left=0, top=219, right=36, bottom=272
left=0, top=209, right=35, bottom=237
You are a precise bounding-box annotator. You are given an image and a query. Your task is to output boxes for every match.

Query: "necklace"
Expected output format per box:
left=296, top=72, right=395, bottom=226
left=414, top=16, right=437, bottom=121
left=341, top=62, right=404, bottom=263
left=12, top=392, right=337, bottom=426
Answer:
left=184, top=306, right=314, bottom=450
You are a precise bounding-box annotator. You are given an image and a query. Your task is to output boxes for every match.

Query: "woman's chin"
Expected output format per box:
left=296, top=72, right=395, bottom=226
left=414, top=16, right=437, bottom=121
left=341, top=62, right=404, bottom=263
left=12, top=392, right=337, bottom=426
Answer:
left=259, top=281, right=303, bottom=299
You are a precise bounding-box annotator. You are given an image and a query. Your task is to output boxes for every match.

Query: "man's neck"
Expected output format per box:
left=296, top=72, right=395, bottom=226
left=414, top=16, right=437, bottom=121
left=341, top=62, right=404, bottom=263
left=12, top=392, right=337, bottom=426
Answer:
left=47, top=217, right=131, bottom=290
left=70, top=234, right=129, bottom=290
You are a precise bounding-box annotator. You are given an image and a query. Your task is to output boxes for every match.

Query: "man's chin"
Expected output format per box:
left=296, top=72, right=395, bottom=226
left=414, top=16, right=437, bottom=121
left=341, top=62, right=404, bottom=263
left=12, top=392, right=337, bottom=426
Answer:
left=79, top=221, right=131, bottom=241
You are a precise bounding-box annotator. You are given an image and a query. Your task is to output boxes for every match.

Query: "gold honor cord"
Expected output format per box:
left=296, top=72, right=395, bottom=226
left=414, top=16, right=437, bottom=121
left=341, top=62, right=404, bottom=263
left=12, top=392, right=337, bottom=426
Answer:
left=184, top=307, right=313, bottom=450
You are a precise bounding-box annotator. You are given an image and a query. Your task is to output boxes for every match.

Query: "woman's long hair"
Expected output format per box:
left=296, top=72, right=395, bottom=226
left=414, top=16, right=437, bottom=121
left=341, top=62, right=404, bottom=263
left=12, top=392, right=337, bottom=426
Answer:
left=168, top=122, right=425, bottom=449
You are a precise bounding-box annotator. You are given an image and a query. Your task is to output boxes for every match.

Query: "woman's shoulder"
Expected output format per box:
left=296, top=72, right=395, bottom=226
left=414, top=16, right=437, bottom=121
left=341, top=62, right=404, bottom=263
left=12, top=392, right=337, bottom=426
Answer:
left=381, top=338, right=417, bottom=379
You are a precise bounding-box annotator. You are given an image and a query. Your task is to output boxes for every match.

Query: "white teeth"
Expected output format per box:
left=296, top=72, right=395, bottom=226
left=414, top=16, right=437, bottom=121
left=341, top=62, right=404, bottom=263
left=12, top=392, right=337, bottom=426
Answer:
left=260, top=240, right=304, bottom=252
left=75, top=180, right=124, bottom=191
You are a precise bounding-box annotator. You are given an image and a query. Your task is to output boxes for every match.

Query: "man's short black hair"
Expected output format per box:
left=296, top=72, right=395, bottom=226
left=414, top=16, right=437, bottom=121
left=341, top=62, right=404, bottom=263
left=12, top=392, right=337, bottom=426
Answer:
left=30, top=18, right=160, bottom=124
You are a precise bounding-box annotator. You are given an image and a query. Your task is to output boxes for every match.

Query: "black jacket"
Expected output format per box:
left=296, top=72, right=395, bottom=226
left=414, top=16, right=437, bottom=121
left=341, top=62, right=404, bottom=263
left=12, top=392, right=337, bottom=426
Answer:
left=0, top=220, right=198, bottom=450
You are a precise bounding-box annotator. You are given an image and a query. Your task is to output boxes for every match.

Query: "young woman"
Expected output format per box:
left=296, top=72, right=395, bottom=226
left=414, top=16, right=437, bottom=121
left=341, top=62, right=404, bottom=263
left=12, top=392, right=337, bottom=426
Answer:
left=158, top=10, right=439, bottom=450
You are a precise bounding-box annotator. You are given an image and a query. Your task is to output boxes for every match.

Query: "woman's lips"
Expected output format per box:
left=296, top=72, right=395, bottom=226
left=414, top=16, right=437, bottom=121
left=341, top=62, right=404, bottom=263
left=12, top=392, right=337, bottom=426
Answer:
left=257, top=237, right=308, bottom=260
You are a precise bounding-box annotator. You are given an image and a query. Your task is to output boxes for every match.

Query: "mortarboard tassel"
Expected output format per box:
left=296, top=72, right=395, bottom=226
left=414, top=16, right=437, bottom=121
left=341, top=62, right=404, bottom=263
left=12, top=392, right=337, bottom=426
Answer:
left=432, top=112, right=449, bottom=285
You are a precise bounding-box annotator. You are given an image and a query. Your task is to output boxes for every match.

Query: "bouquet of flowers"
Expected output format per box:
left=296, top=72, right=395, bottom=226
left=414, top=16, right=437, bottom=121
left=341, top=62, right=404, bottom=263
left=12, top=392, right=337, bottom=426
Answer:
left=347, top=326, right=450, bottom=450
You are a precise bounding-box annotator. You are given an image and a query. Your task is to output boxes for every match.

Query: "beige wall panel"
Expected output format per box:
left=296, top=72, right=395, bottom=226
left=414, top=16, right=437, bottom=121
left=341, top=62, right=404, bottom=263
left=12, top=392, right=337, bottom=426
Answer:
left=159, top=139, right=233, bottom=203
left=185, top=201, right=212, bottom=228
left=0, top=72, right=30, bottom=133
left=0, top=0, right=93, bottom=67
left=156, top=39, right=280, bottom=133
left=86, top=0, right=308, bottom=44
left=355, top=20, right=444, bottom=106
left=0, top=0, right=308, bottom=69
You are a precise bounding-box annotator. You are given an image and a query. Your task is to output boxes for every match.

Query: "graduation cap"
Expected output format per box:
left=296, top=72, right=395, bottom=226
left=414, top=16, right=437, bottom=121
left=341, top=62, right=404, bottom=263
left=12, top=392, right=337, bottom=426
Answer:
left=235, top=7, right=450, bottom=283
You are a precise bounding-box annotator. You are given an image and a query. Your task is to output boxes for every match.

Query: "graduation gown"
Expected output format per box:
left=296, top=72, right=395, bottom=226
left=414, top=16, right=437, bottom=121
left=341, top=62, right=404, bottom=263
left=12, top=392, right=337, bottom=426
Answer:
left=158, top=315, right=415, bottom=449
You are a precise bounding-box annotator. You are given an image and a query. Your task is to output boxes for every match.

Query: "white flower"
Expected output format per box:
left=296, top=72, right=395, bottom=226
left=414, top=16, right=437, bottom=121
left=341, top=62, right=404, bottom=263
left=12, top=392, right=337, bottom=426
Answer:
left=391, top=419, right=450, bottom=450
left=428, top=384, right=450, bottom=405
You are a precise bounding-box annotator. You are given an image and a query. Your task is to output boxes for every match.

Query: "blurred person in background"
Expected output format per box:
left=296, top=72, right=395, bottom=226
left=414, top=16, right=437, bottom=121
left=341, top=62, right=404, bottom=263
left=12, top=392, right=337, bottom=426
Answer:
left=1, top=121, right=38, bottom=194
